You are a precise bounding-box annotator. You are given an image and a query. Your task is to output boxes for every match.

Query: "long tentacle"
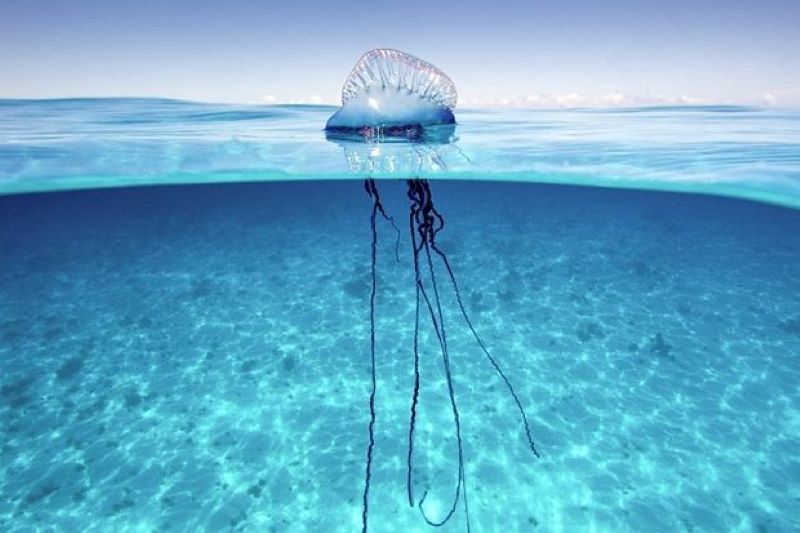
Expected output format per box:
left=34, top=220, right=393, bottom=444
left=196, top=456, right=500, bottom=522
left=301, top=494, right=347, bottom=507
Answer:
left=407, top=202, right=422, bottom=507
left=430, top=242, right=540, bottom=459
left=371, top=177, right=536, bottom=533
left=417, top=176, right=540, bottom=459
left=406, top=178, right=471, bottom=531
left=361, top=179, right=380, bottom=533
left=417, top=238, right=469, bottom=531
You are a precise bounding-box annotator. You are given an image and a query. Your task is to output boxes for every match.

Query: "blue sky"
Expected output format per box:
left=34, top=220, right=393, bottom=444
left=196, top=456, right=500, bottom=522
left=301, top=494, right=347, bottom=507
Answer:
left=1, top=0, right=798, bottom=106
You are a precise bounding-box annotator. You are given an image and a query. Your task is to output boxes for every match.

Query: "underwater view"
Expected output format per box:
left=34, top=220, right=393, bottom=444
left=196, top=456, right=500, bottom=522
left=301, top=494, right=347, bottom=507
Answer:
left=2, top=96, right=799, bottom=532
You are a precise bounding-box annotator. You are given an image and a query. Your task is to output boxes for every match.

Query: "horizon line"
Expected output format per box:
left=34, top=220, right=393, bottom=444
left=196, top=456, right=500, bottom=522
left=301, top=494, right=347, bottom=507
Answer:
left=1, top=95, right=797, bottom=110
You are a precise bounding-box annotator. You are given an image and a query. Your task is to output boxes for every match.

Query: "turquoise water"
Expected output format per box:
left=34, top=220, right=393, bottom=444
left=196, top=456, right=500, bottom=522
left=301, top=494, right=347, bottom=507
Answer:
left=2, top=99, right=799, bottom=207
left=1, top=100, right=799, bottom=532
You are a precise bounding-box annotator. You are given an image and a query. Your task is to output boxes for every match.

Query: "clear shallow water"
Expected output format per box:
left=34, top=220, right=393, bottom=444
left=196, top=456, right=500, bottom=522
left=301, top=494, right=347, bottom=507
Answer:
left=1, top=98, right=799, bottom=207
left=1, top=181, right=799, bottom=532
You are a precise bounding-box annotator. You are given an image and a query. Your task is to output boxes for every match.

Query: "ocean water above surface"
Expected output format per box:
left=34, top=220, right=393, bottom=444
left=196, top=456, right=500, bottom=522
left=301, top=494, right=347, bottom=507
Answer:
left=1, top=180, right=799, bottom=532
left=1, top=98, right=799, bottom=207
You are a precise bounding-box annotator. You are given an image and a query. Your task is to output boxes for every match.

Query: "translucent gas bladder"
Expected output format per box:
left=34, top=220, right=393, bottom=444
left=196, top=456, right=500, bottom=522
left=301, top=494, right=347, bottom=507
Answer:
left=325, top=49, right=457, bottom=136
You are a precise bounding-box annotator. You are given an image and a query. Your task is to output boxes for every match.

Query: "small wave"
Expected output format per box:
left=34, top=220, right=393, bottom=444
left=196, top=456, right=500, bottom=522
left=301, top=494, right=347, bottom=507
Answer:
left=0, top=97, right=188, bottom=108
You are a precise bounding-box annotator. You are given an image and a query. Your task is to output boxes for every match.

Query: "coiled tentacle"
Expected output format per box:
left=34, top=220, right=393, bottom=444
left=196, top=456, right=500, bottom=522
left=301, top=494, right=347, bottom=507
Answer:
left=365, top=178, right=538, bottom=532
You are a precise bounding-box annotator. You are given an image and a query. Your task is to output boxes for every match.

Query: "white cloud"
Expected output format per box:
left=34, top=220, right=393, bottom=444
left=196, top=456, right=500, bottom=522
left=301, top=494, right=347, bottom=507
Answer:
left=453, top=92, right=717, bottom=108
left=555, top=93, right=584, bottom=106
left=601, top=93, right=626, bottom=105
left=250, top=90, right=781, bottom=108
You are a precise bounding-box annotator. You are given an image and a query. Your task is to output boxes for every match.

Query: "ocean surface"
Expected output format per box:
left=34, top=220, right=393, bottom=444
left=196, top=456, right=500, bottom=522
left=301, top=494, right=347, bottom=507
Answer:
left=1, top=99, right=799, bottom=532
left=2, top=99, right=799, bottom=206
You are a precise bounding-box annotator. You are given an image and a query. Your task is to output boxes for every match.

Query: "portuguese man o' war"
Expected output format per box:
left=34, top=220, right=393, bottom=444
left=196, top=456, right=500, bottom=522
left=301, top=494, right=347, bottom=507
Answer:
left=325, top=49, right=457, bottom=138
left=332, top=49, right=540, bottom=533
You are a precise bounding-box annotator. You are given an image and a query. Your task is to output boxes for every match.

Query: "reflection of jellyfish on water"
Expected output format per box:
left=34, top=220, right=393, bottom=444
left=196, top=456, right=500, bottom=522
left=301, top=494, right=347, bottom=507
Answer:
left=326, top=49, right=539, bottom=532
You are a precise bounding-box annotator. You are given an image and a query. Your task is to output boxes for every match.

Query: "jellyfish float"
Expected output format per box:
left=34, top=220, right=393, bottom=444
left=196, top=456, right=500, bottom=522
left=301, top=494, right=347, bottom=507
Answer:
left=325, top=48, right=457, bottom=140
left=326, top=49, right=540, bottom=532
